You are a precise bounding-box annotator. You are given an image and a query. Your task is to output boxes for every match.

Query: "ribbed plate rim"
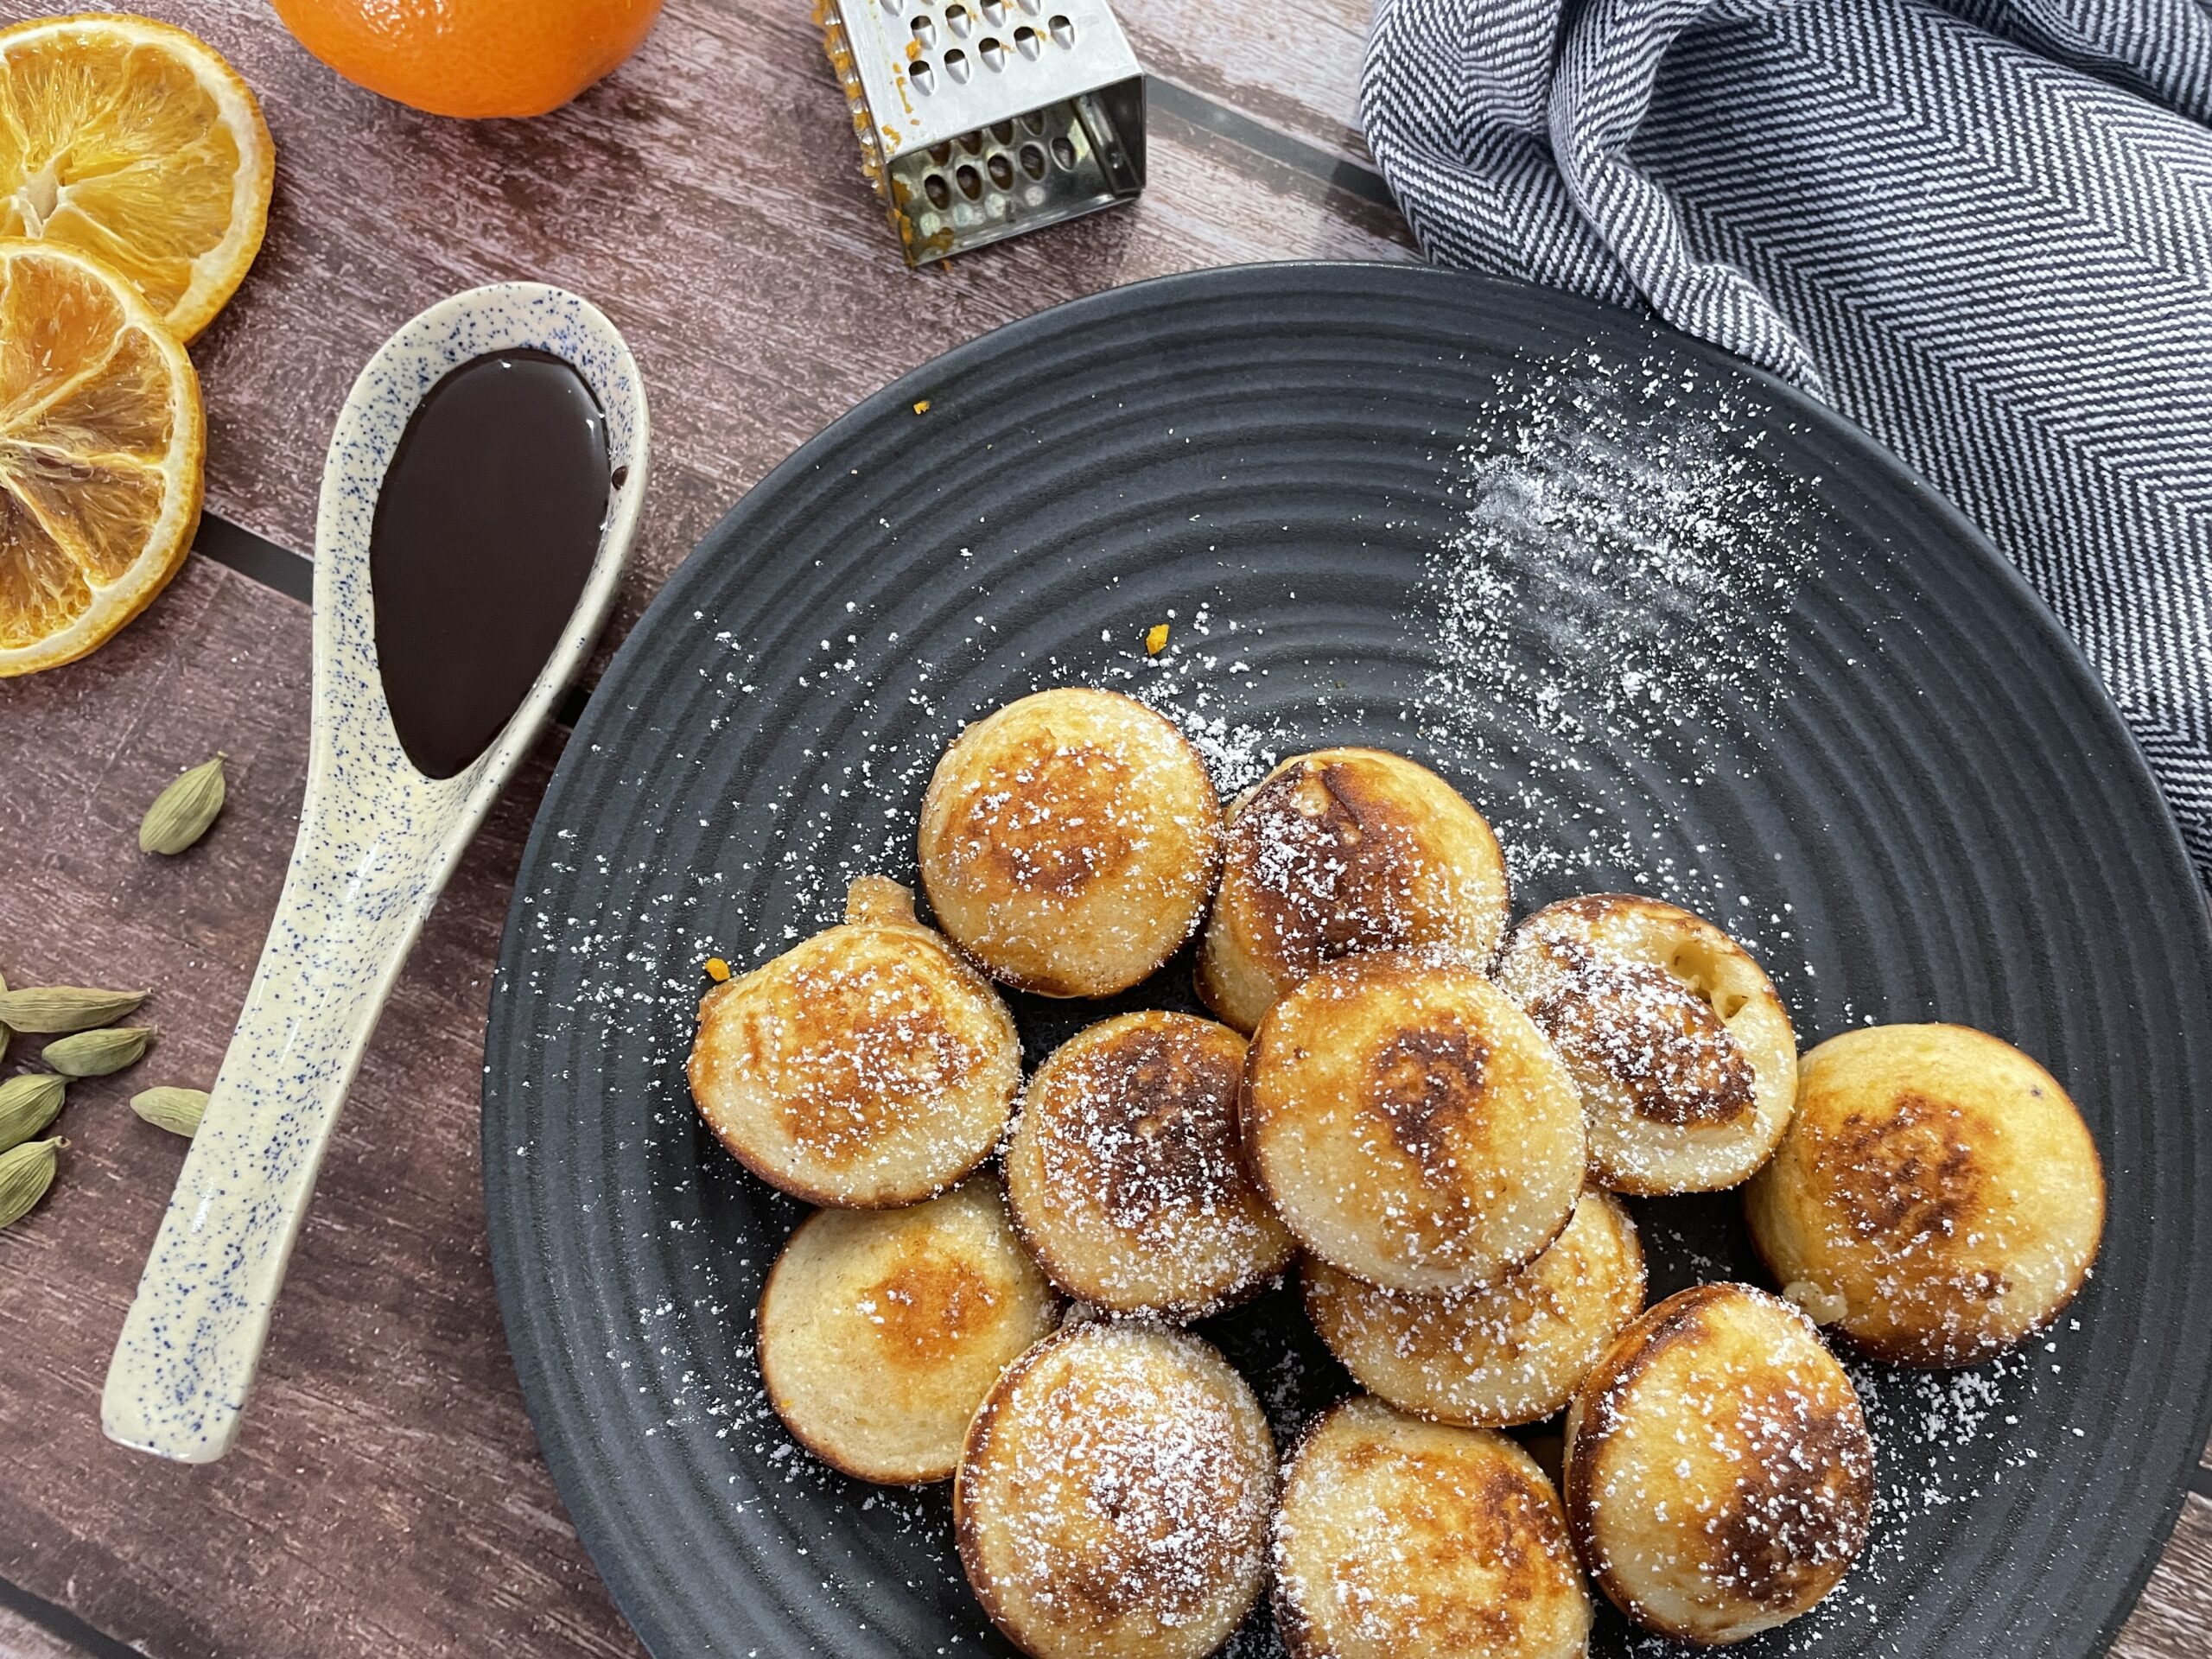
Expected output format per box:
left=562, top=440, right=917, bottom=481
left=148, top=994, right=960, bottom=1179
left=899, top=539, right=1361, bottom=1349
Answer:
left=482, top=260, right=2212, bottom=1659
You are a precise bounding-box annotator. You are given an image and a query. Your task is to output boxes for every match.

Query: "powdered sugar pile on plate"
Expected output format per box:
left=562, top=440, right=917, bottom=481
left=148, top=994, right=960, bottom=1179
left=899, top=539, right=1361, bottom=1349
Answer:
left=498, top=338, right=2087, bottom=1654
left=1422, top=357, right=1815, bottom=761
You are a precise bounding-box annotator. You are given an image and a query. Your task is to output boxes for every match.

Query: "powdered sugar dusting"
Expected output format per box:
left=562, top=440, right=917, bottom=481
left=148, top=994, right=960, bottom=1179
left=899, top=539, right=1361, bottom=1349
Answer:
left=1424, top=360, right=1814, bottom=762
left=491, top=337, right=2091, bottom=1653
left=1009, top=1013, right=1292, bottom=1317
left=1643, top=1344, right=2054, bottom=1656
left=1103, top=605, right=1281, bottom=793
left=1402, top=357, right=1823, bottom=918
left=962, top=1325, right=1274, bottom=1646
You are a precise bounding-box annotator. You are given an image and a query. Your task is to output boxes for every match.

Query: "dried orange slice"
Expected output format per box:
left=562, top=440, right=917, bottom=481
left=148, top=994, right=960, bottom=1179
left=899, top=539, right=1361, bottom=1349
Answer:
left=0, top=239, right=202, bottom=677
left=0, top=13, right=274, bottom=341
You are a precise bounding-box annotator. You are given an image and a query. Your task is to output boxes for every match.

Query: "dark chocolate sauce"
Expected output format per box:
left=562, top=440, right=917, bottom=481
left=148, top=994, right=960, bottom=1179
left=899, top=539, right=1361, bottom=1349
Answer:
left=370, top=348, right=612, bottom=779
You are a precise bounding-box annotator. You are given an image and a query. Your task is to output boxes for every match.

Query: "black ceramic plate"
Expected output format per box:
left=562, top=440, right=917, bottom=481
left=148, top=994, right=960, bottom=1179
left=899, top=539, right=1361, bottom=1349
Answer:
left=482, top=264, right=2212, bottom=1659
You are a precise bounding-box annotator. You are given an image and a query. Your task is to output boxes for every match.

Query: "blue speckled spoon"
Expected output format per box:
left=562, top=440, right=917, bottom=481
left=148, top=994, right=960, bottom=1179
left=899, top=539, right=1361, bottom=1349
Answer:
left=101, top=284, right=649, bottom=1463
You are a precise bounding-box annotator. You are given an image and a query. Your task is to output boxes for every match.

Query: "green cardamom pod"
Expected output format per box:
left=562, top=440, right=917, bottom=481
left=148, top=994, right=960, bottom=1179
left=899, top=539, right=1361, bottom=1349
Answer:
left=130, top=1086, right=208, bottom=1138
left=0, top=1073, right=64, bottom=1153
left=0, top=967, right=10, bottom=1067
left=139, top=752, right=227, bottom=855
left=42, top=1024, right=156, bottom=1077
left=0, top=984, right=148, bottom=1033
left=0, top=1137, right=62, bottom=1229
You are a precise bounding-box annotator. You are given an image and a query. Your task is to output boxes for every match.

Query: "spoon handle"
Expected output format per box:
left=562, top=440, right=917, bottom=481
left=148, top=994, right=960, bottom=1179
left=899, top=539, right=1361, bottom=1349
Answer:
left=102, top=810, right=457, bottom=1463
left=99, top=282, right=645, bottom=1463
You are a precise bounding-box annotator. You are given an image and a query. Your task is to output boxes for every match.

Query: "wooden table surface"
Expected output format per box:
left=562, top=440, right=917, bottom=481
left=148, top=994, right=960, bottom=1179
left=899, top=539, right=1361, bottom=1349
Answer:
left=0, top=3, right=2202, bottom=1656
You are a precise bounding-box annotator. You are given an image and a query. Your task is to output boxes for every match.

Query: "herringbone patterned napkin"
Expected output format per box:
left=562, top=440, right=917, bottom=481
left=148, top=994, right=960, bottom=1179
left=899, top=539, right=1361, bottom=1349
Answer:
left=1363, top=0, right=2212, bottom=881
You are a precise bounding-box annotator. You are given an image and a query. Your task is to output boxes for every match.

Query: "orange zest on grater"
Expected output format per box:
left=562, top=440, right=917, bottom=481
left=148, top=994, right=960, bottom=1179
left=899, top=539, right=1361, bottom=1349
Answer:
left=817, top=0, right=1145, bottom=265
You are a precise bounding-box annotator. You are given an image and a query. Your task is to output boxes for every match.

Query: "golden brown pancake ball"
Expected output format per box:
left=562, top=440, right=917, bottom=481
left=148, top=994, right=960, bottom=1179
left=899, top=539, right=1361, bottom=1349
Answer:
left=1304, top=1185, right=1645, bottom=1427
left=688, top=876, right=1020, bottom=1206
left=1563, top=1283, right=1875, bottom=1645
left=1004, top=1011, right=1295, bottom=1319
left=918, top=689, right=1224, bottom=998
left=1272, top=1395, right=1592, bottom=1659
left=1196, top=747, right=1510, bottom=1033
left=1745, top=1022, right=2106, bottom=1367
left=756, top=1179, right=1059, bottom=1484
left=1242, top=950, right=1586, bottom=1294
left=956, top=1320, right=1275, bottom=1659
left=1495, top=893, right=1797, bottom=1195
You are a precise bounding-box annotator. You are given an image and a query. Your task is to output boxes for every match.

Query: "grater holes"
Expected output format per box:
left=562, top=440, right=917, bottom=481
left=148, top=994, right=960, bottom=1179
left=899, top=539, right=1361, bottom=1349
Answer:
left=1014, top=23, right=1039, bottom=55
left=880, top=77, right=1141, bottom=263
left=879, top=0, right=901, bottom=11
left=944, top=2, right=973, bottom=35
left=943, top=45, right=970, bottom=79
left=1015, top=0, right=1041, bottom=12
left=979, top=35, right=1004, bottom=68
left=981, top=0, right=1007, bottom=20
left=910, top=57, right=935, bottom=92
left=1048, top=12, right=1073, bottom=44
left=910, top=15, right=934, bottom=45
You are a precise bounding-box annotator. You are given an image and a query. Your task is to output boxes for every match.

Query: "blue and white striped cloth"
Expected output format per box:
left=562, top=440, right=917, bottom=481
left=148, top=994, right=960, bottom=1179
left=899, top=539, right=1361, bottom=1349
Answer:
left=1363, top=0, right=2212, bottom=882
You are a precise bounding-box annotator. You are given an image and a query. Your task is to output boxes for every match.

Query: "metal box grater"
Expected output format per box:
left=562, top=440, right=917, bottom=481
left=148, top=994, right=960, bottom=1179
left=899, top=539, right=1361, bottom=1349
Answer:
left=818, top=0, right=1145, bottom=264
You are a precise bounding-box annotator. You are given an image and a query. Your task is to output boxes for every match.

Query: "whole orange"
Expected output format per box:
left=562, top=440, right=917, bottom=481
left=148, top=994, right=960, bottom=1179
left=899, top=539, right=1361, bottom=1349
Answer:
left=271, top=0, right=663, bottom=118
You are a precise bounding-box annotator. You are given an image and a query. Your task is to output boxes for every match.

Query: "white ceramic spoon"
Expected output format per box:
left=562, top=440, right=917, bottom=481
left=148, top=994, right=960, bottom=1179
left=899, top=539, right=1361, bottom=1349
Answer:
left=102, top=284, right=649, bottom=1463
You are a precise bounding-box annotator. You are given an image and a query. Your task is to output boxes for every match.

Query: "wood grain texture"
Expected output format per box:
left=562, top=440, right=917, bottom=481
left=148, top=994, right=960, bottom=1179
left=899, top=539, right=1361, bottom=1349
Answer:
left=0, top=3, right=1402, bottom=1655
left=1115, top=0, right=1377, bottom=162
left=0, top=1603, right=97, bottom=1659
left=41, top=0, right=1411, bottom=661
left=0, top=561, right=639, bottom=1659
left=0, top=1, right=2203, bottom=1657
left=2113, top=1495, right=2212, bottom=1659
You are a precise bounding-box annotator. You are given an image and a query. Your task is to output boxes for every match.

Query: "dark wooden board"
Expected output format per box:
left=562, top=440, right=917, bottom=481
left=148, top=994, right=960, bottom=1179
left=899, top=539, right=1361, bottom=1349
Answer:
left=168, top=1, right=1414, bottom=649
left=0, top=1, right=2202, bottom=1656
left=0, top=1603, right=90, bottom=1659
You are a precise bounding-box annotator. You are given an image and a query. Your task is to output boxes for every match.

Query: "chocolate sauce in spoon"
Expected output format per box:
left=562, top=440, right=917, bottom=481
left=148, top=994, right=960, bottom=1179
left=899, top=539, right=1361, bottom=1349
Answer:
left=370, top=348, right=613, bottom=779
